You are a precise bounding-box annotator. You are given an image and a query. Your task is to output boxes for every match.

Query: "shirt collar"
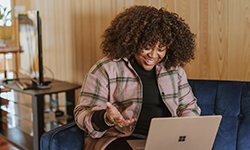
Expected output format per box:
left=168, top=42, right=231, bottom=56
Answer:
left=112, top=57, right=177, bottom=73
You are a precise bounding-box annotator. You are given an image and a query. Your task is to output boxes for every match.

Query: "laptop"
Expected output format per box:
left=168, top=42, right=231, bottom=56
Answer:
left=127, top=115, right=222, bottom=150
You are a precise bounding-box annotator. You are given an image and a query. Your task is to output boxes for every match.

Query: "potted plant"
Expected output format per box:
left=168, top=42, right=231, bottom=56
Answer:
left=0, top=4, right=12, bottom=39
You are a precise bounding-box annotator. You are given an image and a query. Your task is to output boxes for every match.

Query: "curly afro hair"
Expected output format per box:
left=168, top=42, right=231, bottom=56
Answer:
left=101, top=5, right=196, bottom=70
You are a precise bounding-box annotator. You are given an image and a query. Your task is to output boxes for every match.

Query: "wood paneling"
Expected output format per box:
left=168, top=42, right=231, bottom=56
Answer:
left=134, top=0, right=150, bottom=5
left=11, top=0, right=250, bottom=84
left=175, top=0, right=199, bottom=79
left=197, top=0, right=210, bottom=79
left=228, top=0, right=250, bottom=81
left=161, top=0, right=175, bottom=12
left=210, top=0, right=228, bottom=80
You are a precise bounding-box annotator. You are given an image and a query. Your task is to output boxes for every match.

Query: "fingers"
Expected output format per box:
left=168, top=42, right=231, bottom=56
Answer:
left=118, top=118, right=137, bottom=127
left=106, top=102, right=120, bottom=115
left=106, top=102, right=137, bottom=128
left=106, top=102, right=113, bottom=109
left=106, top=102, right=122, bottom=122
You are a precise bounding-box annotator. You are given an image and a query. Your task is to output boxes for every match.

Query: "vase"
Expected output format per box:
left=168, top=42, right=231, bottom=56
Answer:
left=0, top=26, right=12, bottom=39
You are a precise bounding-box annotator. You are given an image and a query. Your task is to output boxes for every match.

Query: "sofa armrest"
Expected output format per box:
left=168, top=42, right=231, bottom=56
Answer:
left=40, top=121, right=85, bottom=150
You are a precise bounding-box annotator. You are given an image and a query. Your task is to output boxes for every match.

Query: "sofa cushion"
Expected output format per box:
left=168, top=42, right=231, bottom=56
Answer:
left=213, top=81, right=242, bottom=150
left=237, top=82, right=250, bottom=150
left=189, top=80, right=242, bottom=150
left=40, top=121, right=84, bottom=150
left=188, top=80, right=218, bottom=115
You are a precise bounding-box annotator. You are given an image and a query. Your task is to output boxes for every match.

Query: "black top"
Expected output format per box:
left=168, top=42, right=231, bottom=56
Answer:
left=131, top=58, right=171, bottom=135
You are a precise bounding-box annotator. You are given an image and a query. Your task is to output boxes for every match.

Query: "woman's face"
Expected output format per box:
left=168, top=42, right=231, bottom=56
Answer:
left=134, top=41, right=167, bottom=71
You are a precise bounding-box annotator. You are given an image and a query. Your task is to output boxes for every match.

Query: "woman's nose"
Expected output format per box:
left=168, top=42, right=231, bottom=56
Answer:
left=148, top=49, right=157, bottom=58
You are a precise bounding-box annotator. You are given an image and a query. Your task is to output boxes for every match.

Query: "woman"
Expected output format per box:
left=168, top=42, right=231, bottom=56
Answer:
left=74, top=5, right=201, bottom=150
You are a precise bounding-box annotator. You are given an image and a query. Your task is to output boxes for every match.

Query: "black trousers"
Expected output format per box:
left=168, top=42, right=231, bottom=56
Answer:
left=105, top=136, right=141, bottom=150
left=105, top=136, right=215, bottom=150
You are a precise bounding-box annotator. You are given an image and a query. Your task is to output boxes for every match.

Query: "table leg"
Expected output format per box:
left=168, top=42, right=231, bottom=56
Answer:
left=15, top=52, right=19, bottom=79
left=32, top=95, right=44, bottom=150
left=65, top=90, right=75, bottom=122
left=3, top=53, right=7, bottom=79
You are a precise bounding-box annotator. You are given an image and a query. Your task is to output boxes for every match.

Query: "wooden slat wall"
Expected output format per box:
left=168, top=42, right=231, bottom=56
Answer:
left=12, top=0, right=250, bottom=84
left=228, top=0, right=250, bottom=81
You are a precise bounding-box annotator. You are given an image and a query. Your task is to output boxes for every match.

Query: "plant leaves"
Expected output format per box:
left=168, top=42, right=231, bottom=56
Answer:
left=0, top=6, right=12, bottom=26
left=0, top=14, right=4, bottom=20
left=6, top=10, right=11, bottom=16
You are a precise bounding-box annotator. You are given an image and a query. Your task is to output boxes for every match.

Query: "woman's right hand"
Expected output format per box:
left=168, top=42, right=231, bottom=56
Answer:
left=105, top=102, right=137, bottom=128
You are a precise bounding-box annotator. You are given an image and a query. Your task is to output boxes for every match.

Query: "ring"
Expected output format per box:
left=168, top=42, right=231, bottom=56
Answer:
left=110, top=116, right=114, bottom=123
left=119, top=124, right=123, bottom=128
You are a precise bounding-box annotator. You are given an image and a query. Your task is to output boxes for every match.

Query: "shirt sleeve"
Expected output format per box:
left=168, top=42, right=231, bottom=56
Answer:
left=74, top=65, right=110, bottom=138
left=177, top=67, right=201, bottom=117
left=91, top=110, right=111, bottom=131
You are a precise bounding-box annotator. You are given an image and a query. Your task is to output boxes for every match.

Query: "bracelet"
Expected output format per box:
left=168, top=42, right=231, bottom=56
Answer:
left=104, top=112, right=115, bottom=127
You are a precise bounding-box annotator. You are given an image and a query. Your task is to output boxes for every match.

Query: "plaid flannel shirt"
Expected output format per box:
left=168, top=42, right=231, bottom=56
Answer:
left=74, top=56, right=201, bottom=150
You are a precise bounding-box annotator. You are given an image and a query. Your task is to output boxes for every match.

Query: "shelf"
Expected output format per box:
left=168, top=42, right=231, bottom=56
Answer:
left=0, top=89, right=73, bottom=109
left=0, top=89, right=32, bottom=108
left=0, top=79, right=81, bottom=150
left=1, top=100, right=32, bottom=121
left=44, top=115, right=70, bottom=132
left=0, top=111, right=33, bottom=136
left=0, top=87, right=74, bottom=134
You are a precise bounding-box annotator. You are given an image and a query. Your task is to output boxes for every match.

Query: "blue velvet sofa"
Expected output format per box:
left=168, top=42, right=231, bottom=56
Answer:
left=40, top=79, right=250, bottom=150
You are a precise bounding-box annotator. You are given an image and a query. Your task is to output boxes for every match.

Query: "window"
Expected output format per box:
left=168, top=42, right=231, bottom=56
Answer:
left=0, top=0, right=12, bottom=26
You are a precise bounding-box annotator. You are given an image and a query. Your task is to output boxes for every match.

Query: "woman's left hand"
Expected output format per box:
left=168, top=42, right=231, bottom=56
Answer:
left=106, top=102, right=137, bottom=127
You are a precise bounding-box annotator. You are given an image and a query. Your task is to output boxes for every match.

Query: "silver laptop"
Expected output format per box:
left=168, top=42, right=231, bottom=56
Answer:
left=127, top=115, right=222, bottom=150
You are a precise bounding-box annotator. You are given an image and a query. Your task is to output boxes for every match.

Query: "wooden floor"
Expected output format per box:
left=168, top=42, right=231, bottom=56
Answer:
left=0, top=136, right=22, bottom=150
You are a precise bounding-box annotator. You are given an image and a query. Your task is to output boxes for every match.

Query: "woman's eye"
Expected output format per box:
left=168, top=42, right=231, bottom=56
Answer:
left=158, top=49, right=166, bottom=52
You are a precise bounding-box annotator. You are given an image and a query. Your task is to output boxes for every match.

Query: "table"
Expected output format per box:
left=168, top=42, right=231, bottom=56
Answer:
left=0, top=80, right=81, bottom=150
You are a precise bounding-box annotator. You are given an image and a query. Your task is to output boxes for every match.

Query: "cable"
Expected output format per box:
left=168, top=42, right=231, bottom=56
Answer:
left=43, top=66, right=55, bottom=83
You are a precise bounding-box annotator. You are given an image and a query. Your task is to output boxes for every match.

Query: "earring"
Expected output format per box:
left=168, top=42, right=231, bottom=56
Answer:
left=165, top=55, right=168, bottom=60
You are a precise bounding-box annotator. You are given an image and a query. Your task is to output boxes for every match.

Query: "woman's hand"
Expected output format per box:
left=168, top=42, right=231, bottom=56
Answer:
left=105, top=102, right=137, bottom=127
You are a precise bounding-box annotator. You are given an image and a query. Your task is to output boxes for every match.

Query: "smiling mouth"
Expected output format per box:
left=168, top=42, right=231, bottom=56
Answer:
left=145, top=58, right=155, bottom=64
